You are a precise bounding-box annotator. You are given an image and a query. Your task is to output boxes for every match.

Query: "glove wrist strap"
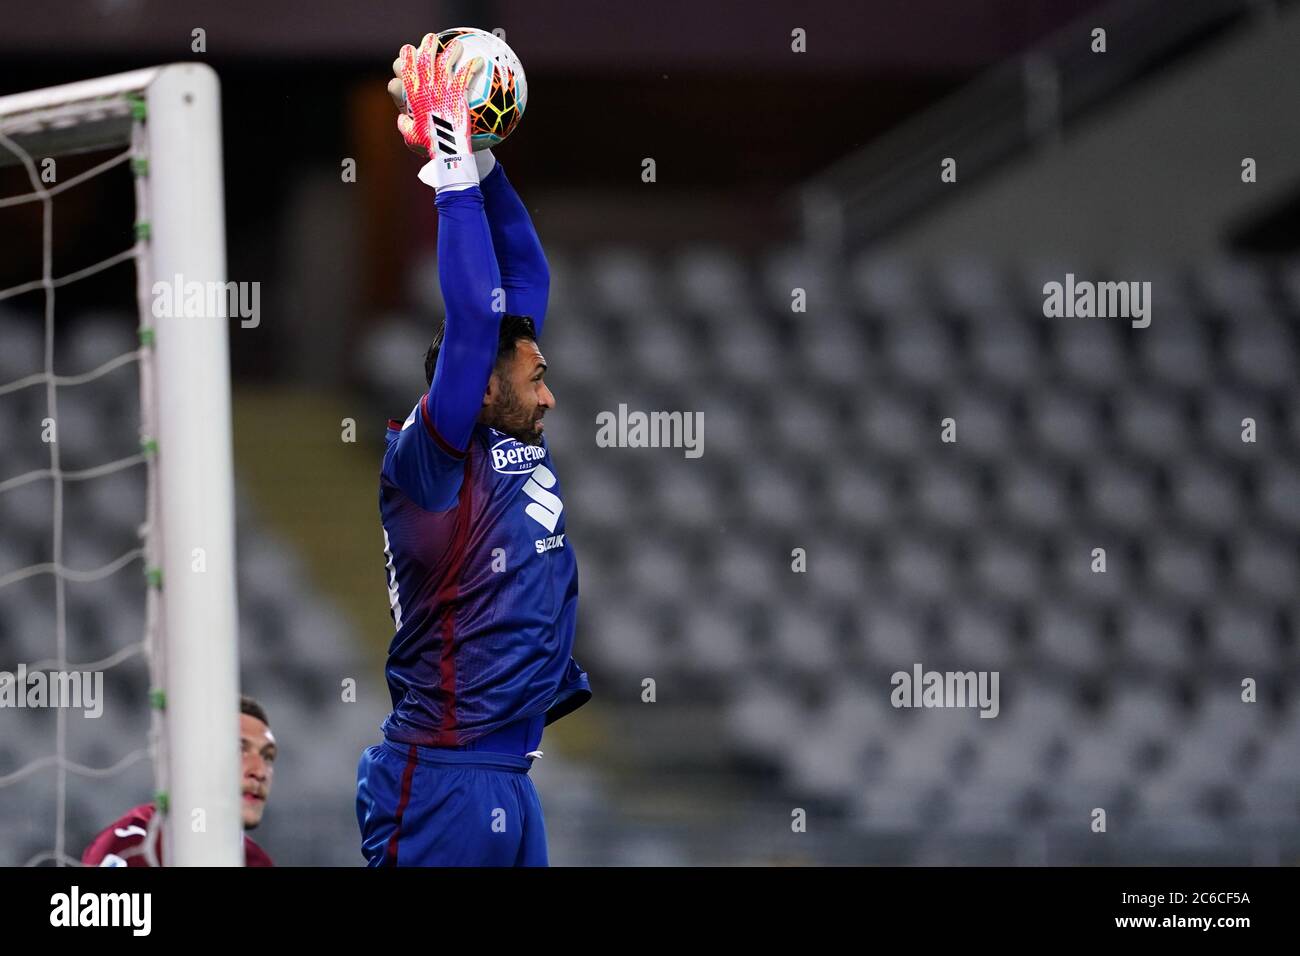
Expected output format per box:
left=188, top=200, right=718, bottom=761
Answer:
left=418, top=113, right=478, bottom=191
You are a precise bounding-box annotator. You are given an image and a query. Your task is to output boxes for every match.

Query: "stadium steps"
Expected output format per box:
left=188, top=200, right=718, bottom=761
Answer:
left=884, top=1, right=1300, bottom=261
left=231, top=385, right=393, bottom=661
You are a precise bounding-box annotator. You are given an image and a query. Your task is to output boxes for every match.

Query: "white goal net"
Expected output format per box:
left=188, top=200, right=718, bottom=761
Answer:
left=0, top=65, right=243, bottom=866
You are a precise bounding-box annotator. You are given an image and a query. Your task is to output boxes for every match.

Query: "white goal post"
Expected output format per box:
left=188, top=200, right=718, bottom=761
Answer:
left=0, top=64, right=242, bottom=866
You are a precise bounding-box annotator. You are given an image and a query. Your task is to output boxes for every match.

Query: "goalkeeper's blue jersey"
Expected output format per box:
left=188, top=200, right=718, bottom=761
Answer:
left=378, top=393, right=591, bottom=747
left=374, top=164, right=589, bottom=748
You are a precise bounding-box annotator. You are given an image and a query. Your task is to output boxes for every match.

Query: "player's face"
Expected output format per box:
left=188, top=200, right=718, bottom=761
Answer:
left=482, top=338, right=554, bottom=446
left=239, top=713, right=276, bottom=830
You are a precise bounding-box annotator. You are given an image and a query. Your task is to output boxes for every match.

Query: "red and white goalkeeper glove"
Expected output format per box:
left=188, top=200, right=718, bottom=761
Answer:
left=395, top=33, right=484, bottom=192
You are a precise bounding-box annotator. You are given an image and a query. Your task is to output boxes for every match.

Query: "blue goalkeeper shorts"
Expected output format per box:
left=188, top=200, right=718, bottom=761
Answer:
left=355, top=716, right=548, bottom=867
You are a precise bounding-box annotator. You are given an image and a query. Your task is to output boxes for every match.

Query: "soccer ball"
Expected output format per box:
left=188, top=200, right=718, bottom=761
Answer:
left=433, top=27, right=528, bottom=151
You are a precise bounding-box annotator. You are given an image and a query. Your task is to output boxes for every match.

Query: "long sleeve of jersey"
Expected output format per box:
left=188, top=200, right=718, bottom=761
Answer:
left=426, top=185, right=505, bottom=454
left=479, top=162, right=550, bottom=337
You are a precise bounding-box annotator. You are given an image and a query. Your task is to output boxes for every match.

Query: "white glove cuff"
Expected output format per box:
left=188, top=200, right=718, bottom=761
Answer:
left=418, top=154, right=478, bottom=192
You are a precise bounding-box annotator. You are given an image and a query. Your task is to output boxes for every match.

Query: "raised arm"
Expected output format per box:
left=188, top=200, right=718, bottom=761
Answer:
left=479, top=158, right=550, bottom=337
left=393, top=34, right=505, bottom=455
left=389, top=51, right=549, bottom=337
left=426, top=186, right=504, bottom=454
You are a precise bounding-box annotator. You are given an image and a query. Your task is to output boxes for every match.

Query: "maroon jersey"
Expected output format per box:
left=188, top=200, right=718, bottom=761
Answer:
left=81, top=803, right=273, bottom=867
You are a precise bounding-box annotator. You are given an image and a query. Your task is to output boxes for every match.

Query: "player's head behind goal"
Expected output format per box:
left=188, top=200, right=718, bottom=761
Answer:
left=239, top=695, right=276, bottom=830
left=425, top=313, right=553, bottom=447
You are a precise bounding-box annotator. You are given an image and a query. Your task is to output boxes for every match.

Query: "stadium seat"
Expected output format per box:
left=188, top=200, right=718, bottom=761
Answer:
left=59, top=312, right=137, bottom=375
left=0, top=311, right=43, bottom=381
left=1202, top=600, right=1279, bottom=672
left=968, top=532, right=1046, bottom=605
left=934, top=388, right=1017, bottom=462
left=800, top=536, right=868, bottom=605
left=1257, top=459, right=1300, bottom=530
left=726, top=674, right=810, bottom=761
left=859, top=390, right=931, bottom=460
left=1115, top=389, right=1192, bottom=462
left=1146, top=531, right=1222, bottom=604
left=1029, top=390, right=1105, bottom=460
left=1084, top=458, right=1161, bottom=531
left=1171, top=460, right=1242, bottom=534
left=941, top=600, right=1017, bottom=670
left=1115, top=599, right=1195, bottom=673
left=763, top=246, right=837, bottom=316
left=589, top=247, right=661, bottom=316
left=674, top=244, right=752, bottom=315
left=1229, top=533, right=1298, bottom=604
left=882, top=315, right=957, bottom=389
left=821, top=463, right=896, bottom=532
left=997, top=460, right=1071, bottom=533
left=909, top=463, right=977, bottom=530
left=1029, top=601, right=1108, bottom=674
left=1057, top=531, right=1136, bottom=602
left=773, top=393, right=839, bottom=460
left=679, top=601, right=751, bottom=675
left=1138, top=312, right=1213, bottom=390
left=849, top=253, right=923, bottom=316
left=968, top=319, right=1043, bottom=391
left=768, top=599, right=842, bottom=677
left=711, top=533, right=783, bottom=604
left=1053, top=321, right=1129, bottom=392
left=793, top=314, right=870, bottom=390
left=1223, top=317, right=1295, bottom=390
left=888, top=535, right=958, bottom=604
left=934, top=257, right=1017, bottom=317
left=857, top=600, right=928, bottom=668
left=623, top=318, right=701, bottom=387
left=1198, top=258, right=1275, bottom=318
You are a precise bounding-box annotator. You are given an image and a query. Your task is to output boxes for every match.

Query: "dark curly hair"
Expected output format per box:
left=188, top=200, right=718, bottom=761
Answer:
left=425, top=314, right=538, bottom=386
left=240, top=694, right=270, bottom=728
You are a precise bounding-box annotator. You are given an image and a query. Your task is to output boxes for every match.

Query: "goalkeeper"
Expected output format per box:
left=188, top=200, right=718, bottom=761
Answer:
left=355, top=34, right=591, bottom=867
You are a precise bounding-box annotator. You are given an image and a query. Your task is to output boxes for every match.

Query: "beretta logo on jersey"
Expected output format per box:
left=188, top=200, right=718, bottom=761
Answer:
left=490, top=436, right=546, bottom=474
